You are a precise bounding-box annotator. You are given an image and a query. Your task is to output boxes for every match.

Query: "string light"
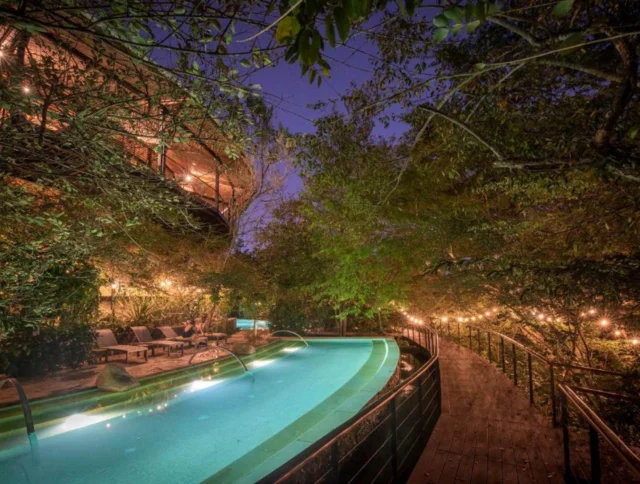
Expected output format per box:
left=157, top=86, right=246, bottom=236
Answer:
left=402, top=304, right=639, bottom=348
left=22, top=85, right=30, bottom=94
left=184, top=174, right=193, bottom=182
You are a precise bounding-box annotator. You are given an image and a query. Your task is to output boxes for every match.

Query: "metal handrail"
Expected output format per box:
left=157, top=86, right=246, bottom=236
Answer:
left=446, top=321, right=628, bottom=376
left=259, top=325, right=440, bottom=483
left=559, top=384, right=640, bottom=480
left=268, top=330, right=309, bottom=347
left=188, top=347, right=249, bottom=373
left=430, top=319, right=639, bottom=482
left=0, top=378, right=35, bottom=436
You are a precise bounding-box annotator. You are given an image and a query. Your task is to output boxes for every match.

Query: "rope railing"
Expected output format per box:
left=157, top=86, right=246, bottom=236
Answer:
left=419, top=318, right=639, bottom=484
left=258, top=326, right=441, bottom=483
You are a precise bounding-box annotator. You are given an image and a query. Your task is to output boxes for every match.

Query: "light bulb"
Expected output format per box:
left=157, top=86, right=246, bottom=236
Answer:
left=22, top=86, right=30, bottom=94
left=614, top=330, right=621, bottom=337
left=441, top=317, right=448, bottom=323
left=457, top=317, right=463, bottom=322
left=599, top=319, right=609, bottom=327
left=588, top=309, right=596, bottom=315
left=185, top=174, right=193, bottom=182
left=632, top=339, right=639, bottom=346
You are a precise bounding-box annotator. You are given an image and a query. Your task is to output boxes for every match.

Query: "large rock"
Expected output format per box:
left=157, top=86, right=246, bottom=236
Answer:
left=231, top=343, right=256, bottom=355
left=96, top=364, right=139, bottom=392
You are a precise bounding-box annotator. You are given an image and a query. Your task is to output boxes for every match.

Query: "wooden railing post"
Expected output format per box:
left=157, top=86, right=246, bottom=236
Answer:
left=589, top=426, right=601, bottom=484
left=561, top=392, right=571, bottom=480
left=477, top=329, right=481, bottom=353
left=527, top=353, right=534, bottom=405
left=468, top=326, right=472, bottom=348
left=500, top=337, right=506, bottom=373
left=512, top=343, right=518, bottom=386
left=457, top=322, right=461, bottom=341
left=487, top=332, right=492, bottom=362
left=550, top=364, right=558, bottom=427
left=390, top=397, right=399, bottom=480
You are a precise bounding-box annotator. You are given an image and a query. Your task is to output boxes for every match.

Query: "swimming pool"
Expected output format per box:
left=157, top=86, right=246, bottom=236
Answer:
left=0, top=338, right=398, bottom=483
left=235, top=318, right=270, bottom=330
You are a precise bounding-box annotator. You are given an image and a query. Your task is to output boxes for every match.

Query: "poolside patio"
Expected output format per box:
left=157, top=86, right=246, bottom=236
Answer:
left=0, top=332, right=269, bottom=406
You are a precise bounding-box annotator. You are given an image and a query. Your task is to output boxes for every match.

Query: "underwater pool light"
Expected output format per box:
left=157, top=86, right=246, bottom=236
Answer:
left=283, top=347, right=300, bottom=353
left=62, top=413, right=102, bottom=431
left=251, top=359, right=275, bottom=368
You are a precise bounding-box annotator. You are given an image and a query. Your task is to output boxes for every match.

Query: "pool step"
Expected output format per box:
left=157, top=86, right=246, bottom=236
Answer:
left=0, top=341, right=300, bottom=440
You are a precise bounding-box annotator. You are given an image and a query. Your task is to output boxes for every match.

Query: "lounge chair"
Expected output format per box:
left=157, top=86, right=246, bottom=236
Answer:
left=93, top=329, right=148, bottom=363
left=131, top=326, right=185, bottom=356
left=196, top=322, right=228, bottom=346
left=158, top=326, right=208, bottom=348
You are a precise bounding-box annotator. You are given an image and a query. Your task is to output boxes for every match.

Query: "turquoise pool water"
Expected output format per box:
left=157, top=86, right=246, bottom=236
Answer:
left=0, top=338, right=398, bottom=483
left=235, top=318, right=270, bottom=330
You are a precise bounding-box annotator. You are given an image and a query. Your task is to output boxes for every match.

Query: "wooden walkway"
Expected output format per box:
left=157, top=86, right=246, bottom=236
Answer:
left=409, top=339, right=565, bottom=484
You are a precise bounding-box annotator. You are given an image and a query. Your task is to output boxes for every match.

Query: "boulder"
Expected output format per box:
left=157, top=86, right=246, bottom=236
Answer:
left=96, top=364, right=139, bottom=392
left=231, top=343, right=256, bottom=355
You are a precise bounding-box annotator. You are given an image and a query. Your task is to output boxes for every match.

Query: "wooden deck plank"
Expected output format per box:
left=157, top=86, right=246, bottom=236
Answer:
left=409, top=339, right=564, bottom=484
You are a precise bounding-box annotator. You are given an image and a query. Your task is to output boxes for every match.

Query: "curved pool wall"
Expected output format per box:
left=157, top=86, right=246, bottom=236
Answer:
left=0, top=338, right=399, bottom=484
left=235, top=318, right=270, bottom=330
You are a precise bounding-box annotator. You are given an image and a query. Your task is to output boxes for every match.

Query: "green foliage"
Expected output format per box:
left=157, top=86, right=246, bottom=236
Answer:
left=0, top=322, right=96, bottom=376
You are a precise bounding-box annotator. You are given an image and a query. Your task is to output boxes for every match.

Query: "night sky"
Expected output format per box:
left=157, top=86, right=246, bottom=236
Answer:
left=241, top=29, right=409, bottom=242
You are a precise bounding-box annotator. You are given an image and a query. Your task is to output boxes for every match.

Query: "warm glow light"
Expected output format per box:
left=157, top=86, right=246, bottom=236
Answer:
left=457, top=317, right=463, bottom=322
left=632, top=339, right=639, bottom=346
left=485, top=311, right=491, bottom=316
left=441, top=317, right=449, bottom=323
left=600, top=319, right=609, bottom=327
left=22, top=85, right=30, bottom=94
left=185, top=174, right=194, bottom=182
left=614, top=330, right=621, bottom=337
left=588, top=309, right=596, bottom=315
left=471, top=316, right=476, bottom=321
left=478, top=315, right=484, bottom=319
left=537, top=314, right=545, bottom=320
left=251, top=359, right=275, bottom=368
left=160, top=279, right=172, bottom=288
left=110, top=282, right=119, bottom=290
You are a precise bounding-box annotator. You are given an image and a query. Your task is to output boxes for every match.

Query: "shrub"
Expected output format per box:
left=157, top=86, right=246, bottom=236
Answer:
left=0, top=322, right=96, bottom=377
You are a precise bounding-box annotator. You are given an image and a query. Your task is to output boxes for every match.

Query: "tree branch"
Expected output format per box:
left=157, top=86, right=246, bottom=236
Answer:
left=416, top=105, right=505, bottom=160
